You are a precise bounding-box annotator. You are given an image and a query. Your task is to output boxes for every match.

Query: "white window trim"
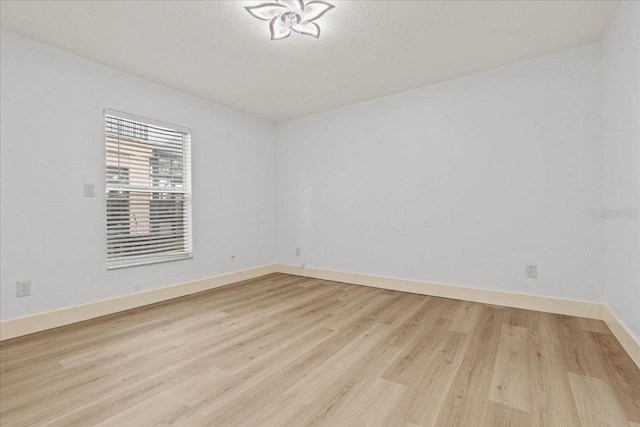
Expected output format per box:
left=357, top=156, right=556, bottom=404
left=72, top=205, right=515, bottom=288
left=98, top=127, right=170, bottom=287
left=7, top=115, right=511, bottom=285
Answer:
left=104, top=109, right=192, bottom=270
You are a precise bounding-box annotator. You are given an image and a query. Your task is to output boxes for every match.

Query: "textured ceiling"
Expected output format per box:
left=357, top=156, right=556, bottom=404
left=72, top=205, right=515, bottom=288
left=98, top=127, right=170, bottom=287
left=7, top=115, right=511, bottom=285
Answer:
left=0, top=0, right=618, bottom=122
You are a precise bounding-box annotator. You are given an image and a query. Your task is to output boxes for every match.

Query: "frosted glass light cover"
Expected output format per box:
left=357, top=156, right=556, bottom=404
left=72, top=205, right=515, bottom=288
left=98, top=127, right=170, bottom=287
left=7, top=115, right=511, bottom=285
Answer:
left=245, top=0, right=335, bottom=40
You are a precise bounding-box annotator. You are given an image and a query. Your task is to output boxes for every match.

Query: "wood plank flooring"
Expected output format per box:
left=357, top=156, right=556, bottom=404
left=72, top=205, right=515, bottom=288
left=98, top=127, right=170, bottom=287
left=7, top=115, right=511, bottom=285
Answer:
left=1, top=273, right=639, bottom=426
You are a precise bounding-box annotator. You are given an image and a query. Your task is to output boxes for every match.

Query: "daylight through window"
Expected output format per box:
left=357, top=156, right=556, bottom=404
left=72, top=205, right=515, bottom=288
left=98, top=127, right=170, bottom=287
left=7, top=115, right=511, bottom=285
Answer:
left=105, top=110, right=192, bottom=269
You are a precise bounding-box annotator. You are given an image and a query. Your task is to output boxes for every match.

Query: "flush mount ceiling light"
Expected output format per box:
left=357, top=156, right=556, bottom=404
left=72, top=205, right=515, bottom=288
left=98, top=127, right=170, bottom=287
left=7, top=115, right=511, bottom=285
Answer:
left=245, top=0, right=335, bottom=41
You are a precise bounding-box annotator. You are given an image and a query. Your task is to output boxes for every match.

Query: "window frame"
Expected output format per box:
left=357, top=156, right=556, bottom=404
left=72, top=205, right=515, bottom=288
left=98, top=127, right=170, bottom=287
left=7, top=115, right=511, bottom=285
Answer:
left=104, top=109, right=192, bottom=270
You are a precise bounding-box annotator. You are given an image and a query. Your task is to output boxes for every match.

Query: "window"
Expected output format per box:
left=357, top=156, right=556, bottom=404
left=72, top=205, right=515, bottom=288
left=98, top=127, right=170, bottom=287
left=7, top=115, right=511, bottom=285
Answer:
left=105, top=109, right=192, bottom=269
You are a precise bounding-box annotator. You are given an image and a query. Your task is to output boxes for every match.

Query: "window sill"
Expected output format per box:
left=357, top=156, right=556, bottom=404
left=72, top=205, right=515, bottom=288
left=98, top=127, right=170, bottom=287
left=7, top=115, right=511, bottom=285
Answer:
left=106, top=253, right=193, bottom=270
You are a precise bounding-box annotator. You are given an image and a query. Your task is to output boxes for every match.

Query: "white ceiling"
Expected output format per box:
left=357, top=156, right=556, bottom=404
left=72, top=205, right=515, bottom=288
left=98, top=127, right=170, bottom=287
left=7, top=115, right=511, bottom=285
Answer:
left=0, top=0, right=618, bottom=122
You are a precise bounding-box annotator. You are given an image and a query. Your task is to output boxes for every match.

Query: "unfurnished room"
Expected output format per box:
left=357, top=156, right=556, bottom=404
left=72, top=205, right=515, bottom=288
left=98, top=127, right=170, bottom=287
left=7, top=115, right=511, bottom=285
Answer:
left=0, top=0, right=639, bottom=426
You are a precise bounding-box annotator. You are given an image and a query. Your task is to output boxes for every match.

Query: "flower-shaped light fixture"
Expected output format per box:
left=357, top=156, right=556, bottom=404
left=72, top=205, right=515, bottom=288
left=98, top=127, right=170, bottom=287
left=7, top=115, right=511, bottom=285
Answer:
left=245, top=0, right=335, bottom=40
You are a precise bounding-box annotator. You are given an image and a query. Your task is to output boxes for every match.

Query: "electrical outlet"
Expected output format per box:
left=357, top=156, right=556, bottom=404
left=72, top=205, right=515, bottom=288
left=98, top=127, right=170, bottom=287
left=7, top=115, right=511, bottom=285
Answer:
left=230, top=254, right=236, bottom=263
left=526, top=264, right=538, bottom=278
left=84, top=183, right=95, bottom=198
left=296, top=247, right=301, bottom=257
left=17, top=280, right=31, bottom=297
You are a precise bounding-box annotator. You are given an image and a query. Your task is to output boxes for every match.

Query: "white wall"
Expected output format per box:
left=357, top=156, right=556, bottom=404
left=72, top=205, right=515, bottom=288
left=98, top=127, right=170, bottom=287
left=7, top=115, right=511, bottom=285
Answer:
left=0, top=31, right=277, bottom=320
left=3, top=21, right=636, bottom=335
left=602, top=1, right=640, bottom=338
left=277, top=44, right=604, bottom=302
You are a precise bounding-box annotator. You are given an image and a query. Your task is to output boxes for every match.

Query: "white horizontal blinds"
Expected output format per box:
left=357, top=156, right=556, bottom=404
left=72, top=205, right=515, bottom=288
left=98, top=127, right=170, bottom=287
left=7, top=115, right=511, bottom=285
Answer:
left=105, top=110, right=192, bottom=269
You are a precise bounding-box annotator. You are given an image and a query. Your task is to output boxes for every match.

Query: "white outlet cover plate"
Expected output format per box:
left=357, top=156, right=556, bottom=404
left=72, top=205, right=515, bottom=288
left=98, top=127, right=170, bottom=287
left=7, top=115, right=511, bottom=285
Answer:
left=84, top=183, right=95, bottom=198
left=526, top=265, right=538, bottom=278
left=17, top=280, right=31, bottom=297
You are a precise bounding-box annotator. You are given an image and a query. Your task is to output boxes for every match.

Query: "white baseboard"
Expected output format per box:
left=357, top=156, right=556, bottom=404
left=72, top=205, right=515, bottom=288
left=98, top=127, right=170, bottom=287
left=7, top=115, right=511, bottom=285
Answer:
left=277, top=264, right=639, bottom=368
left=601, top=304, right=640, bottom=368
left=277, top=264, right=603, bottom=319
left=2, top=263, right=638, bottom=370
left=0, top=264, right=278, bottom=341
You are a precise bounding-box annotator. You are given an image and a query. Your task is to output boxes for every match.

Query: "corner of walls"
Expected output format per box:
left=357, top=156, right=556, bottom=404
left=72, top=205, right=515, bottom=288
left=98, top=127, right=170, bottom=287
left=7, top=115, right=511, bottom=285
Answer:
left=267, top=119, right=280, bottom=267
left=601, top=0, right=640, bottom=342
left=273, top=121, right=283, bottom=265
left=598, top=39, right=608, bottom=311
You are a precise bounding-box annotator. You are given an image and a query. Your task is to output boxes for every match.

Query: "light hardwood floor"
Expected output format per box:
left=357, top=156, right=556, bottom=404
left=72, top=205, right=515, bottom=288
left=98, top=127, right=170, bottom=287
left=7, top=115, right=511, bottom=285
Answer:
left=1, top=273, right=639, bottom=426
